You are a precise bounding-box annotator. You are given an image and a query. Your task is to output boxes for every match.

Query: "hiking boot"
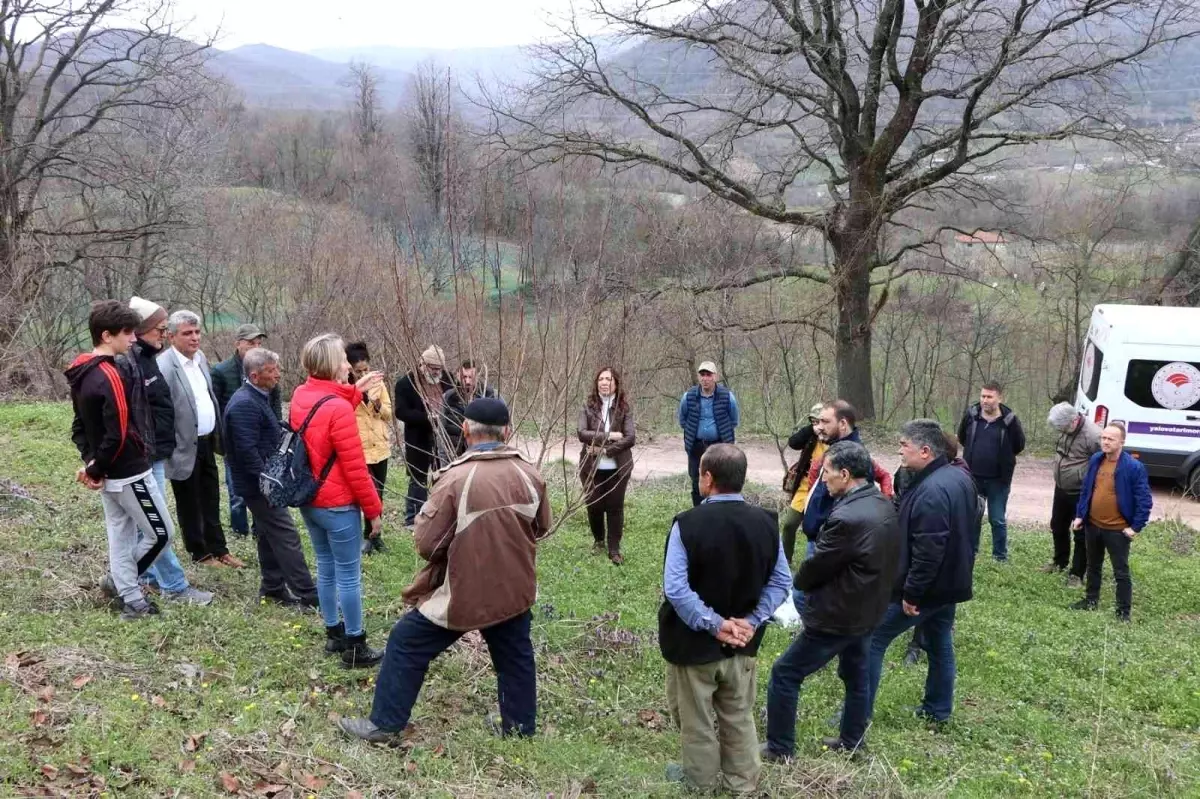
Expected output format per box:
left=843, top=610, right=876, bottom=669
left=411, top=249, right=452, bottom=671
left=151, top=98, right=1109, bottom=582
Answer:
left=338, top=716, right=397, bottom=743
left=295, top=593, right=320, bottom=610
left=325, top=622, right=347, bottom=655
left=162, top=586, right=214, bottom=606
left=1070, top=599, right=1098, bottom=611
left=260, top=588, right=301, bottom=607
left=341, top=633, right=383, bottom=669
left=760, top=742, right=792, bottom=763
left=1066, top=575, right=1084, bottom=589
left=197, top=555, right=228, bottom=568
left=120, top=598, right=161, bottom=621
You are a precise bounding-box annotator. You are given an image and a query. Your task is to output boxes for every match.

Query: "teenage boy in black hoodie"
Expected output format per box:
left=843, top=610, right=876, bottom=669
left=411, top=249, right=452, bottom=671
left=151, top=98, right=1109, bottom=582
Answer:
left=67, top=300, right=176, bottom=621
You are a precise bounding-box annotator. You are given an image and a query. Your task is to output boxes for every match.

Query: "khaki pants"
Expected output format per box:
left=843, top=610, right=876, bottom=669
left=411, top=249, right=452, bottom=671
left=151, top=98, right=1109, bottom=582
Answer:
left=666, top=656, right=760, bottom=794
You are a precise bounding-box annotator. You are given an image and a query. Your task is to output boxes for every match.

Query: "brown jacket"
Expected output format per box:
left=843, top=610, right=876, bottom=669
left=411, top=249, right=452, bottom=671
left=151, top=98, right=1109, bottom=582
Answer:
left=577, top=399, right=636, bottom=481
left=403, top=445, right=552, bottom=631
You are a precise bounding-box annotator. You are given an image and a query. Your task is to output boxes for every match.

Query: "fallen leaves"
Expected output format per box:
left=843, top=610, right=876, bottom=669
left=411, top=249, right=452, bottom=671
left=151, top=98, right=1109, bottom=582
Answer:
left=636, top=709, right=666, bottom=731
left=70, top=674, right=92, bottom=690
left=300, top=773, right=328, bottom=791
left=151, top=694, right=168, bottom=709
left=219, top=771, right=241, bottom=793
left=183, top=731, right=208, bottom=753
left=279, top=717, right=296, bottom=740
left=179, top=759, right=196, bottom=774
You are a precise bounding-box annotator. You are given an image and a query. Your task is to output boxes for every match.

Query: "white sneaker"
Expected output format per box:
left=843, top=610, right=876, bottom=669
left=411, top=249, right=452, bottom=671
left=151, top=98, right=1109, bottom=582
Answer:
left=162, top=586, right=214, bottom=606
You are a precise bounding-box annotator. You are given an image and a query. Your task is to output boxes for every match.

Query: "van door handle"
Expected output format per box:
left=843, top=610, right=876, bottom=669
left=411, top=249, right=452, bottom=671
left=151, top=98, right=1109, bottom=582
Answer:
left=1188, top=415, right=1200, bottom=421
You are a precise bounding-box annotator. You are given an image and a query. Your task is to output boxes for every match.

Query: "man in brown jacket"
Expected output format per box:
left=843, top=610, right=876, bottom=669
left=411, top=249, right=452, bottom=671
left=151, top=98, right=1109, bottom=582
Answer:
left=339, top=397, right=552, bottom=742
left=1045, top=403, right=1101, bottom=584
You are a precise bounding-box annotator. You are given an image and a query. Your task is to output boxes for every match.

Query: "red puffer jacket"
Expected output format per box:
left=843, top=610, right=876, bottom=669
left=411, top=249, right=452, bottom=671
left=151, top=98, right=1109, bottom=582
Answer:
left=290, top=377, right=383, bottom=518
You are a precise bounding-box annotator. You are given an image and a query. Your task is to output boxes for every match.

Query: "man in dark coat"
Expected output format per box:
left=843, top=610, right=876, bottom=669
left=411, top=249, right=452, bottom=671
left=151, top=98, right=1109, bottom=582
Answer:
left=223, top=347, right=318, bottom=607
left=957, top=381, right=1025, bottom=561
left=764, top=441, right=902, bottom=760
left=394, top=345, right=455, bottom=525
left=211, top=323, right=278, bottom=536
left=867, top=419, right=980, bottom=724
left=441, top=359, right=498, bottom=457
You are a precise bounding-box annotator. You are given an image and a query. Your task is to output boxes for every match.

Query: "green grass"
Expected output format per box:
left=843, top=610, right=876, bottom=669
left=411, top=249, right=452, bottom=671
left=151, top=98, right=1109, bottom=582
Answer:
left=1, top=401, right=1198, bottom=797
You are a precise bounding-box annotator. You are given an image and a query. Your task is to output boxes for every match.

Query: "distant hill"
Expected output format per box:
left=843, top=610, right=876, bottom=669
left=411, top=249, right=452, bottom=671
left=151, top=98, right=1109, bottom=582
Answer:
left=209, top=44, right=411, bottom=110
left=308, top=45, right=535, bottom=84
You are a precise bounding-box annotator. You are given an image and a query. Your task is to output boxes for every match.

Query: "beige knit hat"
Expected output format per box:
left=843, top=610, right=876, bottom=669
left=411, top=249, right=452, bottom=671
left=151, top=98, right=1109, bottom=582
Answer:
left=421, top=345, right=446, bottom=368
left=129, top=296, right=167, bottom=334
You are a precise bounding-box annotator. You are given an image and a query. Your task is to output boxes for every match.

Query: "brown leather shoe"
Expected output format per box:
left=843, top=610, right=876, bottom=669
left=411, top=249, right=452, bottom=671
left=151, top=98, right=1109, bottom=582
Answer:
left=218, top=554, right=246, bottom=568
left=609, top=552, right=625, bottom=566
left=197, top=555, right=228, bottom=568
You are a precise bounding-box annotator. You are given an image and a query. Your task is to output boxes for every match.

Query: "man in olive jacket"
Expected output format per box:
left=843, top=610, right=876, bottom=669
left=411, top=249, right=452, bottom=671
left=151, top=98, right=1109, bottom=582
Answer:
left=764, top=441, right=901, bottom=760
left=1046, top=403, right=1101, bottom=582
left=339, top=398, right=551, bottom=743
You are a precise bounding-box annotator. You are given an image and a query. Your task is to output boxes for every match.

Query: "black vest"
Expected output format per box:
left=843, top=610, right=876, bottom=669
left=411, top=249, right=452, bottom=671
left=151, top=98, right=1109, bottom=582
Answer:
left=658, top=500, right=779, bottom=666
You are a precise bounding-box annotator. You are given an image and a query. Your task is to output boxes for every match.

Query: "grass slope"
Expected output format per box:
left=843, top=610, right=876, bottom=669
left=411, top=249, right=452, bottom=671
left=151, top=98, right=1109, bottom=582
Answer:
left=1, top=402, right=1198, bottom=797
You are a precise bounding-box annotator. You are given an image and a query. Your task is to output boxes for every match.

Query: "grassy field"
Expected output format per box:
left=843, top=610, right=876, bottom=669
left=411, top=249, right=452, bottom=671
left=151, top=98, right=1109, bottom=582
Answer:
left=1, top=401, right=1199, bottom=798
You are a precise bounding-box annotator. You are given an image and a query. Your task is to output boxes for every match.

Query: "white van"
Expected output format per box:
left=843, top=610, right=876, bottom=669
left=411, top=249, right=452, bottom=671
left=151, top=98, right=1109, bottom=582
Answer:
left=1076, top=304, right=1200, bottom=494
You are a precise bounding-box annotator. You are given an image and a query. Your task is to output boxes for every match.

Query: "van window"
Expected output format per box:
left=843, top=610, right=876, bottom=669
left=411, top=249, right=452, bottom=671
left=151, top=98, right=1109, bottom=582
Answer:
left=1124, top=359, right=1200, bottom=411
left=1080, top=340, right=1103, bottom=401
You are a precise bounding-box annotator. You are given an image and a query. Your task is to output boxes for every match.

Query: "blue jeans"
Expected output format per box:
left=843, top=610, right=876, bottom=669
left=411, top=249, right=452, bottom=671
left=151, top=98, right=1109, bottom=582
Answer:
left=976, top=477, right=1010, bottom=560
left=224, top=462, right=249, bottom=535
left=867, top=602, right=958, bottom=722
left=299, top=505, right=365, bottom=635
left=371, top=610, right=536, bottom=736
left=766, top=628, right=871, bottom=755
left=140, top=461, right=190, bottom=594
left=791, top=539, right=817, bottom=609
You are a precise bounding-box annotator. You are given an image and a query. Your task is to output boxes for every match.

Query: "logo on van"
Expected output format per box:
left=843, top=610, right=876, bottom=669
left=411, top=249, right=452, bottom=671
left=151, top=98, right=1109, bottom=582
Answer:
left=1150, top=362, right=1200, bottom=411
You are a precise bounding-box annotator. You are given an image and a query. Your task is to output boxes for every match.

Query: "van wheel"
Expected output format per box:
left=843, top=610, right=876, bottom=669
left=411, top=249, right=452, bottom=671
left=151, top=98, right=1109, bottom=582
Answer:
left=1188, top=466, right=1200, bottom=501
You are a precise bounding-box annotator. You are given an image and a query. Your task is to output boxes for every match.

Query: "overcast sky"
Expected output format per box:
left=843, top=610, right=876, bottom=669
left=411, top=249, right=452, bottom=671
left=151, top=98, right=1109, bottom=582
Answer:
left=172, top=0, right=584, bottom=51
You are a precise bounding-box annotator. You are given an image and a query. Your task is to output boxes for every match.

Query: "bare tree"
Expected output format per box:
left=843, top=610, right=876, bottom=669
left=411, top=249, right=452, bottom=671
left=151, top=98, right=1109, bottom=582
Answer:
left=0, top=0, right=212, bottom=369
left=343, top=61, right=383, bottom=151
left=488, top=0, right=1199, bottom=417
left=402, top=60, right=455, bottom=218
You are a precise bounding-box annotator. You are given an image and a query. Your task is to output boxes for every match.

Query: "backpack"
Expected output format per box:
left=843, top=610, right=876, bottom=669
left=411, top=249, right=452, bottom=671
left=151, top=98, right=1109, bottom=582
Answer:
left=260, top=395, right=338, bottom=508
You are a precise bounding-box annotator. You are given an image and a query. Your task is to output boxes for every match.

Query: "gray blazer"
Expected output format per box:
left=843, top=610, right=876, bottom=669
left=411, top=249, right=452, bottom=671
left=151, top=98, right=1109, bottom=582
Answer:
left=157, top=347, right=223, bottom=481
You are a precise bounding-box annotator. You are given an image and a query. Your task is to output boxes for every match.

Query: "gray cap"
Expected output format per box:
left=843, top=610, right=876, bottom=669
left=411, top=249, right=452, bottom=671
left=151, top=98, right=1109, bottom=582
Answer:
left=235, top=323, right=266, bottom=342
left=1047, top=402, right=1079, bottom=432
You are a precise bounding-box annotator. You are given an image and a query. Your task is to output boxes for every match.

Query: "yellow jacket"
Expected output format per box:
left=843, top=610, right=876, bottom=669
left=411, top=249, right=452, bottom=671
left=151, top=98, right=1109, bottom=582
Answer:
left=790, top=440, right=828, bottom=512
left=355, top=383, right=393, bottom=464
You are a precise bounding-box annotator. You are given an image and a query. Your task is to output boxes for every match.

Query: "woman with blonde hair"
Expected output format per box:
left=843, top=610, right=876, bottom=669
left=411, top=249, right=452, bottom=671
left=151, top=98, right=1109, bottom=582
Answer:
left=577, top=366, right=636, bottom=564
left=291, top=333, right=386, bottom=668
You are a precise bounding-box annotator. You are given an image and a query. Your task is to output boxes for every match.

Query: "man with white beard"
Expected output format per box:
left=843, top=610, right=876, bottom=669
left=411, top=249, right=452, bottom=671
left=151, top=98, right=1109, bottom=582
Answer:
left=394, top=346, right=455, bottom=526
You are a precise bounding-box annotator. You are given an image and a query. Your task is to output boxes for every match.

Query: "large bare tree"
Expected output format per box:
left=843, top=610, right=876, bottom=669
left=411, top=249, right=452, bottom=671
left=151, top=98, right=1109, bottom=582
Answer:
left=489, top=0, right=1199, bottom=416
left=0, top=0, right=211, bottom=368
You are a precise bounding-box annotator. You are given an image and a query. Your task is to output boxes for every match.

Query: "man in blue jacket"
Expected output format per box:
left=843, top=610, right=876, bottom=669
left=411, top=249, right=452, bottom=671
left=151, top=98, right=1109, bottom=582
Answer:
left=223, top=348, right=318, bottom=607
left=677, top=361, right=740, bottom=506
left=867, top=419, right=980, bottom=724
left=1069, top=423, right=1152, bottom=622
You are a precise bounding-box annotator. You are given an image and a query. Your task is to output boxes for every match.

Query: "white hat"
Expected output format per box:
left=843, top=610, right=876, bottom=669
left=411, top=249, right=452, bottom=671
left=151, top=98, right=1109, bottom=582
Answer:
left=421, top=345, right=446, bottom=368
left=128, top=296, right=167, bottom=333
left=696, top=360, right=718, bottom=374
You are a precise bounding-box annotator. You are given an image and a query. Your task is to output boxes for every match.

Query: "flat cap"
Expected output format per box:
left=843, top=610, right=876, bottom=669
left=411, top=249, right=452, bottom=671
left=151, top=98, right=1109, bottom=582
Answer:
left=465, top=397, right=510, bottom=426
left=235, top=323, right=265, bottom=341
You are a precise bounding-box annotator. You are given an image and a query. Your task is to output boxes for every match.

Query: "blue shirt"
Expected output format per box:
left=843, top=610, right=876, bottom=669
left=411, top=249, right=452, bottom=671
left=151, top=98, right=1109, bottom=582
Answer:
left=677, top=389, right=741, bottom=442
left=663, top=493, right=791, bottom=636
left=248, top=381, right=270, bottom=399
left=468, top=441, right=505, bottom=453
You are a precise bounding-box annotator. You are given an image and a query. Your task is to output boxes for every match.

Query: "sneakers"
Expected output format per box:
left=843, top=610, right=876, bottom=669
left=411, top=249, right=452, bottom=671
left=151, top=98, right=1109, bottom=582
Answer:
left=1070, top=599, right=1098, bottom=611
left=338, top=716, right=397, bottom=743
left=1066, top=575, right=1084, bottom=589
left=162, top=586, right=214, bottom=606
left=120, top=598, right=161, bottom=621
left=1116, top=611, right=1131, bottom=623
left=760, top=742, right=792, bottom=763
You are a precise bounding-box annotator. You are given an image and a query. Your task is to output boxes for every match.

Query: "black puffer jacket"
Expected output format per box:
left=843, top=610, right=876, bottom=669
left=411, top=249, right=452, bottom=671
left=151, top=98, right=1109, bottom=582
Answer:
left=131, top=339, right=175, bottom=462
left=795, top=484, right=902, bottom=636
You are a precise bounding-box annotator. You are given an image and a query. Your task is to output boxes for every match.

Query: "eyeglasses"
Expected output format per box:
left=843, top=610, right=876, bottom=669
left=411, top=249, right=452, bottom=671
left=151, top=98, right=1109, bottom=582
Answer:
left=154, top=325, right=169, bottom=333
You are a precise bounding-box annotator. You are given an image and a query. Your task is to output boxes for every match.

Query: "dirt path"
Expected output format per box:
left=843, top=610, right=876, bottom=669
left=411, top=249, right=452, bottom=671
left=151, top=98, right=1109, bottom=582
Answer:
left=526, top=435, right=1200, bottom=527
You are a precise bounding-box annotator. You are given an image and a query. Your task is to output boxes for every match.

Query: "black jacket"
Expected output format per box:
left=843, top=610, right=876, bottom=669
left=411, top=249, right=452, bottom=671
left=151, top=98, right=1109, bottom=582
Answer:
left=442, top=383, right=498, bottom=455
left=212, top=353, right=282, bottom=421
left=222, top=383, right=282, bottom=500
left=132, top=339, right=175, bottom=462
left=957, top=403, right=1026, bottom=483
left=795, top=484, right=902, bottom=636
left=66, top=353, right=151, bottom=481
left=394, top=370, right=455, bottom=456
left=895, top=457, right=979, bottom=607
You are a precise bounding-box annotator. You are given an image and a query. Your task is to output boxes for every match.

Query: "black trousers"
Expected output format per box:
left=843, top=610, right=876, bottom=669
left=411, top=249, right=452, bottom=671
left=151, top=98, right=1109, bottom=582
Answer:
left=583, top=466, right=630, bottom=554
left=245, top=496, right=317, bottom=598
left=686, top=441, right=717, bottom=507
left=363, top=459, right=388, bottom=538
left=404, top=446, right=432, bottom=525
left=1051, top=486, right=1087, bottom=576
left=170, top=435, right=228, bottom=562
left=1085, top=524, right=1133, bottom=614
